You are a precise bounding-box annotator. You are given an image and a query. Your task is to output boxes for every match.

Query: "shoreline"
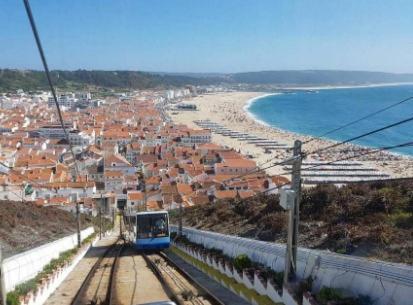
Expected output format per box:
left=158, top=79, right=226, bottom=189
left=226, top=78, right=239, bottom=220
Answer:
left=168, top=91, right=413, bottom=178
left=275, top=82, right=413, bottom=91
left=243, top=92, right=413, bottom=159
left=242, top=93, right=280, bottom=128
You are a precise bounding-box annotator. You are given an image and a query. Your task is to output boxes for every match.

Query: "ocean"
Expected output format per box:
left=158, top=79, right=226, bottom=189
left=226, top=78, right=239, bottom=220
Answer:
left=246, top=85, right=413, bottom=156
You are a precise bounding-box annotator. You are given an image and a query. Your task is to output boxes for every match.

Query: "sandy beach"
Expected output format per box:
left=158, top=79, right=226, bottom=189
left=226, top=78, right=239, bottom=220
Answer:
left=167, top=91, right=413, bottom=178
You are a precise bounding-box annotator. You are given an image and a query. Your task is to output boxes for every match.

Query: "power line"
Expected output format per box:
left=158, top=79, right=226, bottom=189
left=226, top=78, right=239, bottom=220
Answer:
left=230, top=140, right=413, bottom=197
left=304, top=115, right=413, bottom=157
left=22, top=0, right=79, bottom=180
left=221, top=156, right=297, bottom=184
left=225, top=105, right=413, bottom=183
left=0, top=161, right=51, bottom=189
left=224, top=171, right=413, bottom=209
left=217, top=95, right=413, bottom=184
left=210, top=139, right=412, bottom=197
left=303, top=96, right=413, bottom=145
left=277, top=140, right=413, bottom=177
left=309, top=176, right=413, bottom=185
left=220, top=97, right=413, bottom=184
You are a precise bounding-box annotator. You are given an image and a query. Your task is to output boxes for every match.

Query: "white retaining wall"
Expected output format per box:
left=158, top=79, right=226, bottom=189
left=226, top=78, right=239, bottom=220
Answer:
left=2, top=227, right=94, bottom=293
left=173, top=226, right=413, bottom=305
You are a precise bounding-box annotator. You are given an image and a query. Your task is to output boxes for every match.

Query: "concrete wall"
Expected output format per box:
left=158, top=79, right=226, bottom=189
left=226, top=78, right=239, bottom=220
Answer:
left=173, top=226, right=413, bottom=305
left=2, top=227, right=94, bottom=292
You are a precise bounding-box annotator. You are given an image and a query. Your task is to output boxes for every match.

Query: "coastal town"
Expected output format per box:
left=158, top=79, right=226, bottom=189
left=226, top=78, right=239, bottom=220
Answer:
left=2, top=86, right=413, bottom=213
left=1, top=84, right=413, bottom=305
left=0, top=87, right=292, bottom=214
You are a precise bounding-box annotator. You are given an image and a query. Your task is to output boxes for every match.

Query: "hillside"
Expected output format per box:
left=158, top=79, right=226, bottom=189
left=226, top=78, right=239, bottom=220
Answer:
left=172, top=180, right=413, bottom=264
left=0, top=69, right=220, bottom=92
left=2, top=69, right=413, bottom=92
left=0, top=200, right=106, bottom=258
left=230, top=70, right=413, bottom=86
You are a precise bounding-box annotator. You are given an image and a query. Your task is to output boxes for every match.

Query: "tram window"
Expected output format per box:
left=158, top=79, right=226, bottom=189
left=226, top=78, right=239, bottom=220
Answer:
left=137, top=214, right=168, bottom=238
left=152, top=215, right=168, bottom=237
left=137, top=216, right=151, bottom=238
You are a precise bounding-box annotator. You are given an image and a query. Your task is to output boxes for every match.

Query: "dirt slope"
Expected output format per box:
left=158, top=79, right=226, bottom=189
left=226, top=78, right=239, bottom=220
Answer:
left=0, top=200, right=93, bottom=258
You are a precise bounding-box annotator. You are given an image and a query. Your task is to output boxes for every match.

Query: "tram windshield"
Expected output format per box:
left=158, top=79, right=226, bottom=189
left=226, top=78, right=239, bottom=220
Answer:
left=137, top=213, right=169, bottom=238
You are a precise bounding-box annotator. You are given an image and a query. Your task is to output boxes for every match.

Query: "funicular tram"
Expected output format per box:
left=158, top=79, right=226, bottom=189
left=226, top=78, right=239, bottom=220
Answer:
left=123, top=210, right=170, bottom=250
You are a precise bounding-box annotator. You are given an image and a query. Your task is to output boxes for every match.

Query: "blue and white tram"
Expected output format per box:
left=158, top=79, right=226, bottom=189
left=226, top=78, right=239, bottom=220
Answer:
left=131, top=211, right=170, bottom=250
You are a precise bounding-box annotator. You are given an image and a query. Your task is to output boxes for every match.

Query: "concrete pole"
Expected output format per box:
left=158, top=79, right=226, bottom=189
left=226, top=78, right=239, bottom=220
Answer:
left=143, top=181, right=147, bottom=211
left=119, top=211, right=122, bottom=237
left=284, top=140, right=302, bottom=285
left=100, top=192, right=104, bottom=239
left=178, top=200, right=183, bottom=237
left=76, top=202, right=81, bottom=248
left=0, top=245, right=6, bottom=305
left=99, top=205, right=102, bottom=240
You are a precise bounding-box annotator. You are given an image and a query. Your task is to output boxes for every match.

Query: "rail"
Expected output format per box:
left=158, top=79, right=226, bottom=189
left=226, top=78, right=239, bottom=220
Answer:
left=144, top=251, right=225, bottom=305
left=71, top=239, right=122, bottom=305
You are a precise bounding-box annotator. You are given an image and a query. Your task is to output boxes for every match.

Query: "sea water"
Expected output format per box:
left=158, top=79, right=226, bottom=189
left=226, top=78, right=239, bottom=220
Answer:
left=246, top=85, right=413, bottom=156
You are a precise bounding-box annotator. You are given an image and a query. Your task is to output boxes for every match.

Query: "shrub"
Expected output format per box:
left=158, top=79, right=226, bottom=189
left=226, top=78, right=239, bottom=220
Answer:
left=316, top=287, right=343, bottom=304
left=14, top=279, right=37, bottom=296
left=390, top=211, right=413, bottom=229
left=233, top=254, right=251, bottom=271
left=267, top=269, right=284, bottom=288
left=6, top=292, right=19, bottom=305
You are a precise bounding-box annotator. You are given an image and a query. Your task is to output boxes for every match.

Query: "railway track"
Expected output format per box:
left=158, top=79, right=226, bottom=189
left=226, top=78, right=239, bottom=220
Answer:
left=144, top=252, right=224, bottom=305
left=71, top=239, right=123, bottom=305
left=70, top=242, right=224, bottom=305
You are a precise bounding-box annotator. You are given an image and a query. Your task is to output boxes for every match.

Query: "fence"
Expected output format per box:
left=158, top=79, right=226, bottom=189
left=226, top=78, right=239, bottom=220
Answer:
left=172, top=225, right=413, bottom=305
left=2, top=227, right=94, bottom=293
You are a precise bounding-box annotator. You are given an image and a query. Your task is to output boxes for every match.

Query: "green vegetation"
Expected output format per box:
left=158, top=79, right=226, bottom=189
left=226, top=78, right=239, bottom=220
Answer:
left=6, top=292, right=19, bottom=305
left=0, top=69, right=219, bottom=91
left=315, top=286, right=372, bottom=305
left=173, top=179, right=413, bottom=264
left=2, top=69, right=413, bottom=92
left=233, top=254, right=252, bottom=271
left=316, top=287, right=343, bottom=304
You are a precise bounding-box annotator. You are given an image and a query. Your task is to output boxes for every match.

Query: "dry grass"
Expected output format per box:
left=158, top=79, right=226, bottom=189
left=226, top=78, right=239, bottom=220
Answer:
left=0, top=200, right=93, bottom=258
left=172, top=180, right=413, bottom=264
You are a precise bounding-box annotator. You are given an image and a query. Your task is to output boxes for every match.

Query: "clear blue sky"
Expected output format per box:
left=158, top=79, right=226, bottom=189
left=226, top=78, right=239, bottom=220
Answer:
left=1, top=0, right=413, bottom=73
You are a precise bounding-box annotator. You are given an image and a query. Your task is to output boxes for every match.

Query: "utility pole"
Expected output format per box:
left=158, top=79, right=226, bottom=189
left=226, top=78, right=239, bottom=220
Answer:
left=76, top=201, right=81, bottom=248
left=99, top=205, right=102, bottom=240
left=99, top=192, right=104, bottom=239
left=119, top=211, right=122, bottom=237
left=0, top=245, right=6, bottom=305
left=143, top=180, right=147, bottom=211
left=283, top=140, right=302, bottom=285
left=178, top=200, right=183, bottom=237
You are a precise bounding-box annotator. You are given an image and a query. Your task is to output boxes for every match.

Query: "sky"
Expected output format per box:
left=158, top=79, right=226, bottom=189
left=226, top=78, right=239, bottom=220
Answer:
left=1, top=0, right=413, bottom=73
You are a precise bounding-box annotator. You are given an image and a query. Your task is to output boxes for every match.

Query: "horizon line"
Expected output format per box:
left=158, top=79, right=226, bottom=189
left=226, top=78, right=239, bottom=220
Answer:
left=1, top=68, right=413, bottom=75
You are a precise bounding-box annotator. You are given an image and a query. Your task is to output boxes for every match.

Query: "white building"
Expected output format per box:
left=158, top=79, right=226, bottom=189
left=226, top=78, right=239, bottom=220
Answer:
left=181, top=130, right=211, bottom=145
left=48, top=93, right=77, bottom=108
left=75, top=92, right=92, bottom=101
